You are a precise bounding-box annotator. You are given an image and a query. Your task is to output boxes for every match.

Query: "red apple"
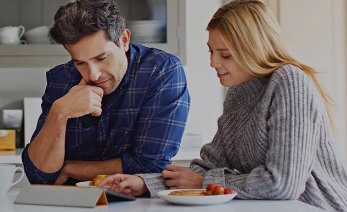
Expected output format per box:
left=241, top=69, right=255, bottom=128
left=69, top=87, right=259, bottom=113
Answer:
left=206, top=183, right=217, bottom=192
left=212, top=186, right=224, bottom=195
left=224, top=188, right=233, bottom=194
left=205, top=190, right=213, bottom=195
left=203, top=191, right=210, bottom=196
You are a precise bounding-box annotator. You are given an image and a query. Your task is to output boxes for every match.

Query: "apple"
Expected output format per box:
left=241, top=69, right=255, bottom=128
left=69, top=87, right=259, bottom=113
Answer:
left=212, top=186, right=224, bottom=195
left=203, top=191, right=210, bottom=196
left=206, top=183, right=218, bottom=192
left=224, top=188, right=233, bottom=194
left=205, top=190, right=213, bottom=195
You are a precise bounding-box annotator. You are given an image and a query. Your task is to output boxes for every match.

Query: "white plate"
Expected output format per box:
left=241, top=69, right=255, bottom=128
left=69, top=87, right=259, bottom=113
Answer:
left=75, top=181, right=94, bottom=187
left=158, top=189, right=237, bottom=205
left=76, top=181, right=111, bottom=188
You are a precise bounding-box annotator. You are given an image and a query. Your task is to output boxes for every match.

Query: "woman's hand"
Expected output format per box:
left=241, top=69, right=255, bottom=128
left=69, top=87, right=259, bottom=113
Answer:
left=162, top=165, right=203, bottom=189
left=97, top=174, right=148, bottom=197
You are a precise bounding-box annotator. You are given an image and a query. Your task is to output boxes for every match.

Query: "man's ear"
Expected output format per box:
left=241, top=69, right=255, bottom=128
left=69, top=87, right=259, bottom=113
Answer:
left=121, top=29, right=131, bottom=52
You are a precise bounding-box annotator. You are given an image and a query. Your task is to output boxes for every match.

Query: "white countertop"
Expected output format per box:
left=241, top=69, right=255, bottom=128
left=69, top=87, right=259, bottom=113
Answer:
left=0, top=149, right=23, bottom=164
left=2, top=187, right=323, bottom=212
left=0, top=147, right=201, bottom=165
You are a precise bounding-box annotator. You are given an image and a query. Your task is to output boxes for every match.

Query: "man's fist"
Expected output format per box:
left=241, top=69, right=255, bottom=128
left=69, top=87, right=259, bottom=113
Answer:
left=54, top=82, right=104, bottom=119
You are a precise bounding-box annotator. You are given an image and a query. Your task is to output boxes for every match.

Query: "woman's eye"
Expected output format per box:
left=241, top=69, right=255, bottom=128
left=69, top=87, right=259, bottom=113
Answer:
left=222, top=55, right=231, bottom=59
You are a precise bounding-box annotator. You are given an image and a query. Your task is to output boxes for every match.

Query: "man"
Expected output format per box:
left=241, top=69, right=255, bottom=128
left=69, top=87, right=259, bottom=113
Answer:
left=22, top=0, right=190, bottom=185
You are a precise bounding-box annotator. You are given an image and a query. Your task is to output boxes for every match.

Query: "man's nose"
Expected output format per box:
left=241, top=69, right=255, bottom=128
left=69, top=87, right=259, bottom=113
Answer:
left=88, top=64, right=102, bottom=82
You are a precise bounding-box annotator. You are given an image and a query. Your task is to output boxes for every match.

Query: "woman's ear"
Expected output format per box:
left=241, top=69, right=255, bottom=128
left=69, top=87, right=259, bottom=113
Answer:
left=121, top=29, right=131, bottom=52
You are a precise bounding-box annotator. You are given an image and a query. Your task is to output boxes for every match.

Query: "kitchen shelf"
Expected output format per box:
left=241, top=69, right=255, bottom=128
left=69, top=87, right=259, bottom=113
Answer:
left=0, top=38, right=182, bottom=68
left=0, top=0, right=186, bottom=67
left=0, top=44, right=69, bottom=67
left=0, top=44, right=66, bottom=56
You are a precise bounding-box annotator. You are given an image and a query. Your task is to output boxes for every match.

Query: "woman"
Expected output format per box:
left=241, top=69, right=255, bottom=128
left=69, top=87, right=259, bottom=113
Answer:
left=99, top=1, right=347, bottom=211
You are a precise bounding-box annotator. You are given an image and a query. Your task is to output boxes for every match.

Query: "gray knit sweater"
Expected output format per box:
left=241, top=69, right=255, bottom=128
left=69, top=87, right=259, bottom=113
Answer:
left=139, top=65, right=347, bottom=211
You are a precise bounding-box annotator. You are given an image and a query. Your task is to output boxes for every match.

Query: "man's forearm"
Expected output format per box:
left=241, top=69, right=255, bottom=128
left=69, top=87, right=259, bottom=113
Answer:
left=63, top=158, right=123, bottom=181
left=28, top=101, right=69, bottom=173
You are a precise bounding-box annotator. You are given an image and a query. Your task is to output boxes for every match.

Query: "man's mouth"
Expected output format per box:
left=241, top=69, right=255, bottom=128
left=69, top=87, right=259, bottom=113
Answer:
left=93, top=79, right=109, bottom=86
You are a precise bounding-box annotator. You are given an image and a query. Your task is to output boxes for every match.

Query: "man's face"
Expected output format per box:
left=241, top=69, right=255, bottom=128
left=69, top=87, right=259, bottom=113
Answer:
left=66, top=30, right=130, bottom=95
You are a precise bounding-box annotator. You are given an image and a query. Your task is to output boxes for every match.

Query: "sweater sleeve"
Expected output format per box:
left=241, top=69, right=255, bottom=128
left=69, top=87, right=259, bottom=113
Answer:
left=191, top=66, right=325, bottom=199
left=136, top=173, right=167, bottom=197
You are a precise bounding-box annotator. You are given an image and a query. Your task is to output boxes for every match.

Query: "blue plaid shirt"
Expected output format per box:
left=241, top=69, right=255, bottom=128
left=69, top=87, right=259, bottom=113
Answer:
left=22, top=43, right=190, bottom=184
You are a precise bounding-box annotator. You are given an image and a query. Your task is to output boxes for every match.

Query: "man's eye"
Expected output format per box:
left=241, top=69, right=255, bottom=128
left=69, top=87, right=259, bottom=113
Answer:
left=75, top=62, right=84, bottom=66
left=97, top=57, right=107, bottom=61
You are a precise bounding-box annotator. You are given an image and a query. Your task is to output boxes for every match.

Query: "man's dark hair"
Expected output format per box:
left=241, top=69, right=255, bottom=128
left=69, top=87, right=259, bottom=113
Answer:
left=50, top=0, right=126, bottom=46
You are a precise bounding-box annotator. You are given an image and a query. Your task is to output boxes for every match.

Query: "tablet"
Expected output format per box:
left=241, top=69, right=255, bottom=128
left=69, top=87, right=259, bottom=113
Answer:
left=104, top=188, right=136, bottom=202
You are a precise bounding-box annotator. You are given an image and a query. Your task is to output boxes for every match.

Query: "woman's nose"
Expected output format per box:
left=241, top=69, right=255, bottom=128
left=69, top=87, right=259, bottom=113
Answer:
left=210, top=55, right=221, bottom=68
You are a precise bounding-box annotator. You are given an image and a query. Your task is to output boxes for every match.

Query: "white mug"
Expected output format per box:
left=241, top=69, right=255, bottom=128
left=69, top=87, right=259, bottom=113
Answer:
left=0, top=26, right=25, bottom=45
left=0, top=165, right=24, bottom=195
left=24, top=26, right=52, bottom=44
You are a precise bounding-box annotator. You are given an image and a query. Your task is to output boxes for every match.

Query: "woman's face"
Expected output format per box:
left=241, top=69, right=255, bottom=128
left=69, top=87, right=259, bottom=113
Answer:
left=207, top=29, right=252, bottom=87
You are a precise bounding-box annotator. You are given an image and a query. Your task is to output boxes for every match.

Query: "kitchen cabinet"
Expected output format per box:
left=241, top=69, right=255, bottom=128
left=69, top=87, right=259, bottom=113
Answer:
left=0, top=0, right=186, bottom=67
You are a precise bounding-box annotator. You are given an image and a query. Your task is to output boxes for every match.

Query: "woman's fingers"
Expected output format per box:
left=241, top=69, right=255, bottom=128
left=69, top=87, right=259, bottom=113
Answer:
left=97, top=174, right=120, bottom=188
left=117, top=178, right=134, bottom=191
left=165, top=164, right=182, bottom=171
left=123, top=188, right=132, bottom=194
left=162, top=169, right=180, bottom=179
left=165, top=178, right=180, bottom=188
left=111, top=184, right=120, bottom=192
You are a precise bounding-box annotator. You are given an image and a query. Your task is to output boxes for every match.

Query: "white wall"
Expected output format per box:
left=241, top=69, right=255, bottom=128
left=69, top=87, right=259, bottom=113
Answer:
left=0, top=68, right=46, bottom=110
left=182, top=0, right=224, bottom=144
left=276, top=0, right=347, bottom=163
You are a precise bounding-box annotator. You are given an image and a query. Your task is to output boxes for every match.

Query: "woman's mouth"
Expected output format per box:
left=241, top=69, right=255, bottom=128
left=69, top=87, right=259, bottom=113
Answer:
left=217, top=72, right=228, bottom=78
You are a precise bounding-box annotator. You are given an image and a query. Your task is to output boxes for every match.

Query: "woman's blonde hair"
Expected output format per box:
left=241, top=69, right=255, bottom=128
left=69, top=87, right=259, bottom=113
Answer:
left=207, top=0, right=334, bottom=127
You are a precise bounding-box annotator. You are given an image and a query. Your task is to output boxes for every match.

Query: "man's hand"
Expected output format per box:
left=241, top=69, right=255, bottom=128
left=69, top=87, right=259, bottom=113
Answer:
left=53, top=161, right=72, bottom=185
left=55, top=79, right=104, bottom=118
left=55, top=159, right=123, bottom=182
left=27, top=81, right=103, bottom=176
left=97, top=174, right=148, bottom=197
left=162, top=165, right=203, bottom=189
left=54, top=172, right=68, bottom=185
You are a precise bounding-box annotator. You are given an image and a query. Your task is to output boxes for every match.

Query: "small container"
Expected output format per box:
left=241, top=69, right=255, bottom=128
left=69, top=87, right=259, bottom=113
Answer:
left=1, top=109, right=24, bottom=148
left=1, top=109, right=23, bottom=129
left=0, top=129, right=16, bottom=150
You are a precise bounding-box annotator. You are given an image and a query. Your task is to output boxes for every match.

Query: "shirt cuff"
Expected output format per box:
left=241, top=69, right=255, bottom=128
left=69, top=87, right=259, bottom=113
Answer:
left=121, top=152, right=165, bottom=174
left=22, top=145, right=62, bottom=184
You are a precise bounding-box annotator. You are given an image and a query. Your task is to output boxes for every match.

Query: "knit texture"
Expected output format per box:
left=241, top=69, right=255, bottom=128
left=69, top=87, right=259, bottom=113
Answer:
left=139, top=65, right=347, bottom=211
